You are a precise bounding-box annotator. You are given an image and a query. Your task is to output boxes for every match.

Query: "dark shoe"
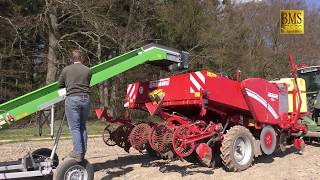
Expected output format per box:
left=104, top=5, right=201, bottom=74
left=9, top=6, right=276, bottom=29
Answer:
left=68, top=151, right=84, bottom=162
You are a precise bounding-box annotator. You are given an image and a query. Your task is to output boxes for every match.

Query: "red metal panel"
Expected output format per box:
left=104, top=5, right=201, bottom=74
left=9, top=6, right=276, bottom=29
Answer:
left=241, top=78, right=281, bottom=125
left=126, top=70, right=250, bottom=114
left=205, top=75, right=249, bottom=112
left=126, top=71, right=204, bottom=108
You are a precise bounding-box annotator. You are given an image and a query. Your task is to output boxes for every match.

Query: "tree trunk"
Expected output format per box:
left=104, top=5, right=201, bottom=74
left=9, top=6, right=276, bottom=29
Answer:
left=109, top=0, right=135, bottom=117
left=99, top=81, right=110, bottom=107
left=97, top=37, right=111, bottom=108
left=46, top=31, right=58, bottom=84
left=46, top=6, right=59, bottom=84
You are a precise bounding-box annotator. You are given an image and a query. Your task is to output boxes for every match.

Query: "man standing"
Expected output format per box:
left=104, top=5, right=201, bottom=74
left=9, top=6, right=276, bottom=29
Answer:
left=58, top=49, right=91, bottom=162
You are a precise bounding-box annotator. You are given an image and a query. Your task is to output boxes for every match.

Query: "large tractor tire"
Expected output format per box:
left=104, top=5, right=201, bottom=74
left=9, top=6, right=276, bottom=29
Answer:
left=220, top=126, right=255, bottom=172
left=54, top=158, right=94, bottom=180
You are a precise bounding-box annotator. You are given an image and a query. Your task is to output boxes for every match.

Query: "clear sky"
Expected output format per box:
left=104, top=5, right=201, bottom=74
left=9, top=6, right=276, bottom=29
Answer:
left=305, top=0, right=320, bottom=8
left=231, top=0, right=320, bottom=7
left=229, top=0, right=320, bottom=10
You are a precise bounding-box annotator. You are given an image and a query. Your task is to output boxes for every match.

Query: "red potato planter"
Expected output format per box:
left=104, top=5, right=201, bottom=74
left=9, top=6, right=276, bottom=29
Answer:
left=96, top=69, right=308, bottom=172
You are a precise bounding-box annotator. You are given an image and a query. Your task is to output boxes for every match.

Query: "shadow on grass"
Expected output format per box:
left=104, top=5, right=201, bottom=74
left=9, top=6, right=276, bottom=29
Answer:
left=0, top=120, right=105, bottom=142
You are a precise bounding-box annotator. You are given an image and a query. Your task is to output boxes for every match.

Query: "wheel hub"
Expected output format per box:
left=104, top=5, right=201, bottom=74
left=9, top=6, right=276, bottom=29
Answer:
left=234, top=138, right=245, bottom=162
left=265, top=131, right=273, bottom=148
left=260, top=125, right=277, bottom=155
left=65, top=165, right=88, bottom=180
left=233, top=136, right=252, bottom=165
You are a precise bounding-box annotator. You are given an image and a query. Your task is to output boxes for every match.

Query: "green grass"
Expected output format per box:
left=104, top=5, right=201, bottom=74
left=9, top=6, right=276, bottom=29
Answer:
left=0, top=114, right=165, bottom=143
left=0, top=120, right=106, bottom=142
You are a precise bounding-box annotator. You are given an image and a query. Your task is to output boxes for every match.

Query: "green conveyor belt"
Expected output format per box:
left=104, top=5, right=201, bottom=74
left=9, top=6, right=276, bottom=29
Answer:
left=0, top=44, right=189, bottom=128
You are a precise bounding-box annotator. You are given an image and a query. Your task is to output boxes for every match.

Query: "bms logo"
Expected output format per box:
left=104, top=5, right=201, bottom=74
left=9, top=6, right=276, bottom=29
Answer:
left=280, top=10, right=304, bottom=34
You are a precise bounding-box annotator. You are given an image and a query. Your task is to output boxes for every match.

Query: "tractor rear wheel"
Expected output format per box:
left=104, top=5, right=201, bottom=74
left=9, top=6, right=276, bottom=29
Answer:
left=220, top=126, right=255, bottom=172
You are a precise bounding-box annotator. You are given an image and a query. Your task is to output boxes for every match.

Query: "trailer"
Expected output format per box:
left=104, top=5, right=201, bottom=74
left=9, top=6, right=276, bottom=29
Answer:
left=97, top=55, right=310, bottom=171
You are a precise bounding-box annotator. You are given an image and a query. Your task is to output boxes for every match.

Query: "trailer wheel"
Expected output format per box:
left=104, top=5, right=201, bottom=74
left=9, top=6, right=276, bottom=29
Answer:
left=30, top=148, right=59, bottom=170
left=54, top=158, right=94, bottom=180
left=220, top=126, right=255, bottom=171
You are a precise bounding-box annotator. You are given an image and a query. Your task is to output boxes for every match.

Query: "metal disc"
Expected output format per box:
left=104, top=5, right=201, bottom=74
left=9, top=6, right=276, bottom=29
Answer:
left=260, top=125, right=277, bottom=155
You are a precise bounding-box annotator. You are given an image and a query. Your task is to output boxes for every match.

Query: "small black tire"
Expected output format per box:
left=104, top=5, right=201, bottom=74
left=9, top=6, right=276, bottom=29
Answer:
left=54, top=158, right=94, bottom=180
left=31, top=148, right=59, bottom=169
left=220, top=126, right=255, bottom=172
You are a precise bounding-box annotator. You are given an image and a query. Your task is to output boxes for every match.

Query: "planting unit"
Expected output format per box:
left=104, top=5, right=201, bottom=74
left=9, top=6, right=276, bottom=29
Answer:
left=97, top=56, right=310, bottom=171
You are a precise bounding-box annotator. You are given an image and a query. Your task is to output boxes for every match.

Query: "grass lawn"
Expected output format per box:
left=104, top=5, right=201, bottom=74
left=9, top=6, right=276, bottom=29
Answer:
left=0, top=120, right=106, bottom=142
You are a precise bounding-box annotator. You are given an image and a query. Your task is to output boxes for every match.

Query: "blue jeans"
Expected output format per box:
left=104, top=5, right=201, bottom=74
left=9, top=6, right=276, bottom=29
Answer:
left=65, top=95, right=90, bottom=154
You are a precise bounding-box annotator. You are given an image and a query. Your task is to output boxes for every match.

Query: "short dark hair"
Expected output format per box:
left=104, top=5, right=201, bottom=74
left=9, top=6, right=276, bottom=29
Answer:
left=72, top=49, right=84, bottom=62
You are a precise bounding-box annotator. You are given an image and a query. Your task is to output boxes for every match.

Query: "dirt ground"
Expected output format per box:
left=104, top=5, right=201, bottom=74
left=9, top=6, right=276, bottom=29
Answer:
left=1, top=137, right=320, bottom=180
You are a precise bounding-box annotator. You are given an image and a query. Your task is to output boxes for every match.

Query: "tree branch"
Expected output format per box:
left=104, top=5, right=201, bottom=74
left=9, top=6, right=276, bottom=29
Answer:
left=57, top=12, right=82, bottom=27
left=0, top=15, right=24, bottom=57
